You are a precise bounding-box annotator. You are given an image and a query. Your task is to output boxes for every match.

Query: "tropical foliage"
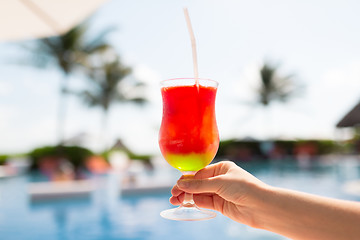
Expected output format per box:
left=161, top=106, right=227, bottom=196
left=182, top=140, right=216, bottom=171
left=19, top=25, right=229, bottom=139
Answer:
left=256, top=61, right=301, bottom=107
left=78, top=48, right=146, bottom=147
left=0, top=155, right=8, bottom=165
left=28, top=145, right=93, bottom=170
left=23, top=23, right=114, bottom=143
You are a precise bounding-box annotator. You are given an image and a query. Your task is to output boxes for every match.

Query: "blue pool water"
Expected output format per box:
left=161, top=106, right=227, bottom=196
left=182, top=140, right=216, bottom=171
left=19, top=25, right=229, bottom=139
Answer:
left=1, top=158, right=360, bottom=240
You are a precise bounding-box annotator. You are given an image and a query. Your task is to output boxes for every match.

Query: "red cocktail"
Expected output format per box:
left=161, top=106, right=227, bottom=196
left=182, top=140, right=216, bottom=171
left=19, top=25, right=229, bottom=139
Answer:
left=159, top=78, right=219, bottom=221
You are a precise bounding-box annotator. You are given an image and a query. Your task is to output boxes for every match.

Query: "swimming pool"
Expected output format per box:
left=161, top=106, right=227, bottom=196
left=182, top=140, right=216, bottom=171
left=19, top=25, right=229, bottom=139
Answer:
left=1, top=158, right=359, bottom=240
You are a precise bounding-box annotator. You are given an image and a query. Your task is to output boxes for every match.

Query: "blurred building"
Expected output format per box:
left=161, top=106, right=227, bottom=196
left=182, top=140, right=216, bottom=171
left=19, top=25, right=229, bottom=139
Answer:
left=337, top=101, right=360, bottom=128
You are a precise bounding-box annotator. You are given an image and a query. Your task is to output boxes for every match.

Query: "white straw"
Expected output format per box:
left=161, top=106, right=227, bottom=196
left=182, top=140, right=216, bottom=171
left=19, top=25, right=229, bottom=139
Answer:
left=183, top=7, right=199, bottom=89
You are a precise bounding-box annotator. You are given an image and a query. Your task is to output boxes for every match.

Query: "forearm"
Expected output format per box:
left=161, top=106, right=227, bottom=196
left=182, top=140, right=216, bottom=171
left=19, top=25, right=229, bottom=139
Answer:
left=251, top=185, right=360, bottom=240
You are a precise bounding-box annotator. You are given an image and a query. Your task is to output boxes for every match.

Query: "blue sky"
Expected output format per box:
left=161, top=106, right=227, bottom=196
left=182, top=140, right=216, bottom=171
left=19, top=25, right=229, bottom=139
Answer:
left=1, top=0, right=360, bottom=154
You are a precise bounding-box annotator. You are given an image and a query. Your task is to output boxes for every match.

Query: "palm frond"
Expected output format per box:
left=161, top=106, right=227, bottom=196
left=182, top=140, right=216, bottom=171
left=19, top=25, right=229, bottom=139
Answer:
left=79, top=51, right=147, bottom=112
left=256, top=60, right=302, bottom=106
left=83, top=26, right=116, bottom=54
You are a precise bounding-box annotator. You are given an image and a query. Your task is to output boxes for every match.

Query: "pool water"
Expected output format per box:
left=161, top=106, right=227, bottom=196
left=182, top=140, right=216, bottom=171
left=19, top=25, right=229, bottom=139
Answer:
left=1, top=158, right=360, bottom=240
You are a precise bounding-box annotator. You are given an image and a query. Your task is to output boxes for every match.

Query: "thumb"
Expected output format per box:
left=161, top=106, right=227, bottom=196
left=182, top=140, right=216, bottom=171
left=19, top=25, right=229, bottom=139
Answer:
left=177, top=176, right=224, bottom=194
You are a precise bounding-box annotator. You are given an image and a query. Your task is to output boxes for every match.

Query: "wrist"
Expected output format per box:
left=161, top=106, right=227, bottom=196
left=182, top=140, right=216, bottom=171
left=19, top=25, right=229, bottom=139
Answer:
left=243, top=181, right=274, bottom=229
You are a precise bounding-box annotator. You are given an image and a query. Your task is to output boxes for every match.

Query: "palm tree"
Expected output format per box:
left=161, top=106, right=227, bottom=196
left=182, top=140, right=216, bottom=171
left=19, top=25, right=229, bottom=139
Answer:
left=256, top=61, right=300, bottom=107
left=22, top=23, right=114, bottom=144
left=254, top=60, right=303, bottom=139
left=79, top=49, right=146, bottom=149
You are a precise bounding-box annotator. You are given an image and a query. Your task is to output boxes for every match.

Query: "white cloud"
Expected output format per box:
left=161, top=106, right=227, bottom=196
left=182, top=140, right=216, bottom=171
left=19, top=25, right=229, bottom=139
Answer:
left=309, top=61, right=360, bottom=122
left=133, top=64, right=162, bottom=84
left=0, top=81, right=13, bottom=96
left=236, top=62, right=262, bottom=101
left=133, top=64, right=163, bottom=104
left=0, top=115, right=56, bottom=153
left=218, top=61, right=360, bottom=141
left=0, top=104, right=18, bottom=129
left=321, top=61, right=360, bottom=87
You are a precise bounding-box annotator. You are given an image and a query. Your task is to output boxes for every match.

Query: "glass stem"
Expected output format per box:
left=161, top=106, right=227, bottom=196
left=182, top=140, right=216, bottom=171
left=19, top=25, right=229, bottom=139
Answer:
left=181, top=172, right=196, bottom=208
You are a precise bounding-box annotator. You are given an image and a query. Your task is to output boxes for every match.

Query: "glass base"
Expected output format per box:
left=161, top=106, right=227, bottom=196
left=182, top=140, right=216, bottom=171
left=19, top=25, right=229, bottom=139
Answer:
left=160, top=205, right=216, bottom=221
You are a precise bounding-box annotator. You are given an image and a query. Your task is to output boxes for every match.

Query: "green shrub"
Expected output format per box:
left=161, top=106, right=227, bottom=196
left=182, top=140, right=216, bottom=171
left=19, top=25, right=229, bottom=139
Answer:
left=317, top=140, right=337, bottom=154
left=217, top=139, right=340, bottom=162
left=0, top=155, right=8, bottom=165
left=217, top=139, right=262, bottom=161
left=29, top=145, right=93, bottom=170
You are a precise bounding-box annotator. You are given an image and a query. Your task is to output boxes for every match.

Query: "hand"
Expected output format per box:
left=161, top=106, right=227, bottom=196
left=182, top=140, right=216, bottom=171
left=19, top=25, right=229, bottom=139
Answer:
left=171, top=161, right=360, bottom=240
left=170, top=161, right=267, bottom=227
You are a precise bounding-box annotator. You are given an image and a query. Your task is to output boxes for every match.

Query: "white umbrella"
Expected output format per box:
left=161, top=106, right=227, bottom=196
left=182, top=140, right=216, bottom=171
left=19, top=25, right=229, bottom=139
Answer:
left=0, top=0, right=108, bottom=42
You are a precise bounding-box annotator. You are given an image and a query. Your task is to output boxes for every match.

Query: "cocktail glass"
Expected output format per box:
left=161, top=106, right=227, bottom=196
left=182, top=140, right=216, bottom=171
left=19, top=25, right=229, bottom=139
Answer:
left=159, top=78, right=219, bottom=221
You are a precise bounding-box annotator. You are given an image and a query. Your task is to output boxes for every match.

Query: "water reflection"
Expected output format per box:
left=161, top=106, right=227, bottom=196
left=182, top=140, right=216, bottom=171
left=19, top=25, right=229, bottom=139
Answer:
left=0, top=160, right=360, bottom=240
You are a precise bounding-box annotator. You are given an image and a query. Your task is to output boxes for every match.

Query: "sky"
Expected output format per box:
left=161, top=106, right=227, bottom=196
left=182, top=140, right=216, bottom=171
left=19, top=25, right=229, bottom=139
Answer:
left=1, top=0, right=360, bottom=155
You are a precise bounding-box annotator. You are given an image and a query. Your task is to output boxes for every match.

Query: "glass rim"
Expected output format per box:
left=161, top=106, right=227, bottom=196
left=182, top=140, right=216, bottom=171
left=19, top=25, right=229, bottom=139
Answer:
left=160, top=78, right=218, bottom=88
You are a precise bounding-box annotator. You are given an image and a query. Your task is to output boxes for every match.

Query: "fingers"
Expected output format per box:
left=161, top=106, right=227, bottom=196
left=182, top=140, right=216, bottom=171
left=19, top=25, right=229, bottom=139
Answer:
left=171, top=183, right=183, bottom=197
left=170, top=184, right=219, bottom=210
left=173, top=161, right=238, bottom=195
left=177, top=175, right=225, bottom=194
left=170, top=161, right=240, bottom=211
left=172, top=161, right=234, bottom=196
left=193, top=164, right=219, bottom=179
left=169, top=192, right=184, bottom=205
left=194, top=161, right=236, bottom=180
left=169, top=192, right=224, bottom=213
left=193, top=193, right=224, bottom=211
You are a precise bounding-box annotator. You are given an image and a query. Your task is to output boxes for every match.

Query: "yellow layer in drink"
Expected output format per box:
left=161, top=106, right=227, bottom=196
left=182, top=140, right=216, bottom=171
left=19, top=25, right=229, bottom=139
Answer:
left=165, top=152, right=215, bottom=172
